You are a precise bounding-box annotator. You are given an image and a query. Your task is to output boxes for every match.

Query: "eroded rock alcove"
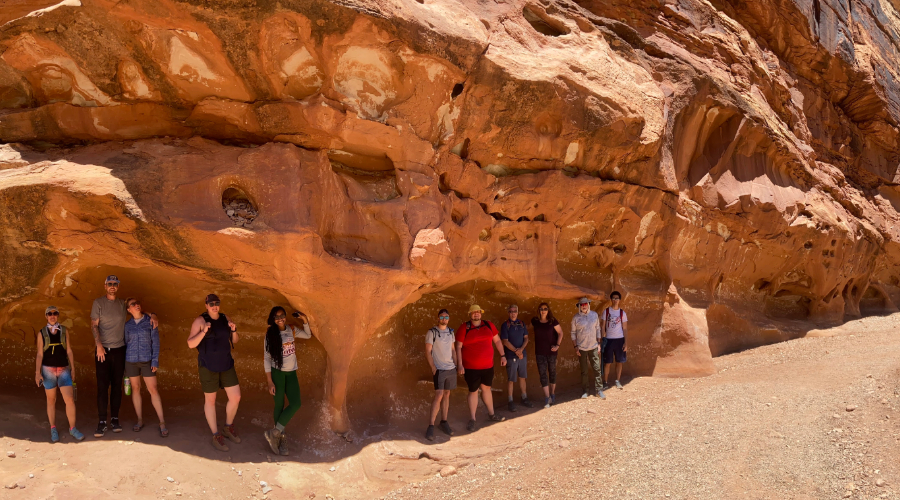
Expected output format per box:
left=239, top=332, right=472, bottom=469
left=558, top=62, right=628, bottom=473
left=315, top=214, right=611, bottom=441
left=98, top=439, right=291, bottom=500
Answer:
left=0, top=0, right=899, bottom=434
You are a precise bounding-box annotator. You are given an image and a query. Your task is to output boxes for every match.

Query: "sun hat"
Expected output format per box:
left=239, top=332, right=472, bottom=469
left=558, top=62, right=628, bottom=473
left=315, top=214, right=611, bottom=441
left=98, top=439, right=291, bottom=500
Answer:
left=577, top=297, right=591, bottom=305
left=467, top=304, right=484, bottom=315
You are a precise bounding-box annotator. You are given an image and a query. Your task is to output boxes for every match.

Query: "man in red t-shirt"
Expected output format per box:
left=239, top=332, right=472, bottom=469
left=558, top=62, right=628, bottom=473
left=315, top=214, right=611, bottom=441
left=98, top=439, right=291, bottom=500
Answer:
left=455, top=304, right=507, bottom=432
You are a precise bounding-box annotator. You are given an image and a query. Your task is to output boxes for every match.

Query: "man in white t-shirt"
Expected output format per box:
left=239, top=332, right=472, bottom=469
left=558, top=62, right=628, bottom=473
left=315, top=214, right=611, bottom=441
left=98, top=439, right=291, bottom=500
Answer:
left=601, top=291, right=628, bottom=390
left=425, top=308, right=457, bottom=441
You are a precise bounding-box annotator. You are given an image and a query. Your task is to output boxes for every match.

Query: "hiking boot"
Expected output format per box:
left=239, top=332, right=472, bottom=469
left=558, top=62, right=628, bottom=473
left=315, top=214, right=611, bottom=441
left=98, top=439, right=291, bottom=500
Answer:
left=439, top=420, right=453, bottom=436
left=278, top=434, right=289, bottom=456
left=110, top=418, right=123, bottom=433
left=580, top=392, right=589, bottom=399
left=543, top=397, right=551, bottom=409
left=212, top=433, right=229, bottom=452
left=521, top=398, right=534, bottom=408
left=488, top=413, right=506, bottom=422
left=94, top=421, right=107, bottom=438
left=222, top=424, right=241, bottom=443
left=69, top=427, right=84, bottom=441
left=425, top=425, right=435, bottom=441
left=508, top=400, right=517, bottom=412
left=466, top=419, right=476, bottom=432
left=597, top=389, right=606, bottom=400
left=264, top=428, right=282, bottom=454
left=50, top=427, right=59, bottom=443
left=615, top=380, right=623, bottom=390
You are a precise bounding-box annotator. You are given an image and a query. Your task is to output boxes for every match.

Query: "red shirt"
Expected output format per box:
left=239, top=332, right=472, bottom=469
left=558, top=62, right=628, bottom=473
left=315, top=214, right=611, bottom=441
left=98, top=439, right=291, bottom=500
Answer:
left=455, top=320, right=498, bottom=370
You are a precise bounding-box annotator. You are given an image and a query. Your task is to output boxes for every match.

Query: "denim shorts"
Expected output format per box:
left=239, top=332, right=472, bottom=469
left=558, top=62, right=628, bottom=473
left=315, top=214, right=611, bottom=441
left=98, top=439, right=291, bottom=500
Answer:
left=41, top=366, right=72, bottom=389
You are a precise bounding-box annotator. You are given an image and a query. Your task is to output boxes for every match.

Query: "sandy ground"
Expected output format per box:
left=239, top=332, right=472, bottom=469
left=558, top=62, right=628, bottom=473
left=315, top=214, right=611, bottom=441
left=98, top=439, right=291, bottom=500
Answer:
left=2, top=314, right=900, bottom=500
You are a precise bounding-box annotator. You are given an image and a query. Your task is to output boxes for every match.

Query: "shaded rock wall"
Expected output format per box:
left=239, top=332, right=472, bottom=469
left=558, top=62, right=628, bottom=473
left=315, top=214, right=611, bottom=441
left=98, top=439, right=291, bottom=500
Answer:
left=0, top=0, right=898, bottom=432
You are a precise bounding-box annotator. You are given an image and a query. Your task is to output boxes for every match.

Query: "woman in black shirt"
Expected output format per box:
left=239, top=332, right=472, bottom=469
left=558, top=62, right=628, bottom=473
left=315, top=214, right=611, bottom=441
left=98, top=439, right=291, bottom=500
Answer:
left=35, top=306, right=84, bottom=442
left=531, top=302, right=563, bottom=408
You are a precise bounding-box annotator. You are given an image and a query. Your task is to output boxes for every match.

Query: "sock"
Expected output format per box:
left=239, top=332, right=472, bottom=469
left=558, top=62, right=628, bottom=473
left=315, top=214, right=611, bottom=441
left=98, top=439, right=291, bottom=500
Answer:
left=508, top=396, right=513, bottom=402
left=51, top=425, right=57, bottom=429
left=69, top=427, right=74, bottom=431
left=440, top=420, right=447, bottom=424
left=275, top=423, right=285, bottom=432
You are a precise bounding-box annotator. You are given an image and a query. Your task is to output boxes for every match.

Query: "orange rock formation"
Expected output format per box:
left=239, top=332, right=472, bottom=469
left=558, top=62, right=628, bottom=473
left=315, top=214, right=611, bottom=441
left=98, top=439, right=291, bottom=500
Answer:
left=0, top=0, right=898, bottom=433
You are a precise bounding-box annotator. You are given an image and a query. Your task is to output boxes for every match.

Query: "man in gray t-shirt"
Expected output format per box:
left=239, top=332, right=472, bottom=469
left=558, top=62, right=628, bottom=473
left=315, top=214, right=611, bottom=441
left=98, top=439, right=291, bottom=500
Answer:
left=424, top=308, right=457, bottom=441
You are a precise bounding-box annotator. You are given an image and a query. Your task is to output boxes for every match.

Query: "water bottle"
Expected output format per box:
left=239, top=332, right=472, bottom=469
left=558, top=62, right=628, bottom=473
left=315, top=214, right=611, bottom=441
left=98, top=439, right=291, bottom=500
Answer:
left=72, top=382, right=77, bottom=401
left=124, top=377, right=131, bottom=396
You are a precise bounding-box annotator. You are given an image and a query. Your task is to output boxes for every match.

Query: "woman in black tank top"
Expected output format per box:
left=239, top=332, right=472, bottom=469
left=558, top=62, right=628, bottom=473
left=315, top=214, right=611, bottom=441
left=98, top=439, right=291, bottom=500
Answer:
left=35, top=306, right=85, bottom=442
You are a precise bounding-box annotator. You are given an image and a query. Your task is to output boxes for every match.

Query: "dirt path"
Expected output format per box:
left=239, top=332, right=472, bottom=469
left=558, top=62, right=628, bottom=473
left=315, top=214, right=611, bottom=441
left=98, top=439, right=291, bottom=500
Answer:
left=2, top=315, right=899, bottom=499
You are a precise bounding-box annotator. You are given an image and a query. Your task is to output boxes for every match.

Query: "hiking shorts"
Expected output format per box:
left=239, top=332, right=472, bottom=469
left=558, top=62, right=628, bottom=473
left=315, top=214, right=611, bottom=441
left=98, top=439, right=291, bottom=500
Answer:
left=505, top=355, right=528, bottom=381
left=198, top=365, right=239, bottom=393
left=125, top=361, right=155, bottom=378
left=433, top=368, right=458, bottom=391
left=603, top=338, right=627, bottom=364
left=41, top=366, right=72, bottom=389
left=463, top=367, right=494, bottom=392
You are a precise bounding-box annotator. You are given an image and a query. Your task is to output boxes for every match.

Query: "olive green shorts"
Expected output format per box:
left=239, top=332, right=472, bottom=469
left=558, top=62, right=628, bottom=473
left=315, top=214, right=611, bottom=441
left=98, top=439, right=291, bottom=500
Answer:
left=198, top=365, right=239, bottom=393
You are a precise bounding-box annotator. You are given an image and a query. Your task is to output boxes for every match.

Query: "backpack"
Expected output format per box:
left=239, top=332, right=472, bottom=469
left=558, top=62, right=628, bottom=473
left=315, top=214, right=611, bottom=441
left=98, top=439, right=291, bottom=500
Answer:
left=41, top=325, right=67, bottom=356
left=462, top=320, right=494, bottom=342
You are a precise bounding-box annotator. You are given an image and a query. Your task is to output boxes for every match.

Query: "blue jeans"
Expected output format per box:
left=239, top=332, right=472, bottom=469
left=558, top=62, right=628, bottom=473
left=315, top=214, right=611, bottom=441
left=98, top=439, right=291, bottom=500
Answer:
left=42, top=366, right=72, bottom=389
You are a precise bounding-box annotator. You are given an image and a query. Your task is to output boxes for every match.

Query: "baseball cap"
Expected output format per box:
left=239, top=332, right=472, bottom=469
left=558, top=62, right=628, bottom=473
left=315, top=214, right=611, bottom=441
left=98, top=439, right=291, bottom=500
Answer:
left=45, top=305, right=59, bottom=315
left=205, top=293, right=221, bottom=304
left=105, top=275, right=120, bottom=285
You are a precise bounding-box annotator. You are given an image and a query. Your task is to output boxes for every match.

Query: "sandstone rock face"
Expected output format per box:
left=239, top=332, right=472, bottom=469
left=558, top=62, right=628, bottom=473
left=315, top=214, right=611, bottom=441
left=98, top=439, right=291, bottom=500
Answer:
left=0, top=0, right=898, bottom=433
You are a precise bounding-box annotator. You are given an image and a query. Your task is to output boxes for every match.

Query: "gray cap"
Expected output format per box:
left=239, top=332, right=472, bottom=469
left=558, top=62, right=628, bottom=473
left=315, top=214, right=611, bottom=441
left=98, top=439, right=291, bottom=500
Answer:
left=104, top=275, right=120, bottom=284
left=577, top=297, right=591, bottom=305
left=45, top=305, right=59, bottom=315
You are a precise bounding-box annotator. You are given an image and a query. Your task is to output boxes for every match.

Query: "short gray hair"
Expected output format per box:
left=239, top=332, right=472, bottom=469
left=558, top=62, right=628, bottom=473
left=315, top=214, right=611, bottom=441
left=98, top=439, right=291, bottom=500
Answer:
left=508, top=304, right=519, bottom=312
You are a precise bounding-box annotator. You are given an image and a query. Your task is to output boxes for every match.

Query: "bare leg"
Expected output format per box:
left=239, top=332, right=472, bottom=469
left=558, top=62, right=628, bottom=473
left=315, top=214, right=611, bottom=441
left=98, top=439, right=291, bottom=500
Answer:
left=223, top=385, right=241, bottom=426
left=480, top=384, right=495, bottom=415
left=508, top=380, right=515, bottom=401
left=143, top=376, right=165, bottom=424
left=59, top=386, right=76, bottom=428
left=549, top=383, right=556, bottom=397
left=130, top=376, right=143, bottom=425
left=518, top=377, right=528, bottom=399
left=467, top=391, right=478, bottom=420
left=203, top=392, right=218, bottom=434
left=45, top=389, right=57, bottom=428
left=616, top=362, right=623, bottom=382
left=429, top=391, right=444, bottom=425
left=542, top=385, right=550, bottom=398
left=440, top=391, right=450, bottom=421
left=604, top=363, right=611, bottom=385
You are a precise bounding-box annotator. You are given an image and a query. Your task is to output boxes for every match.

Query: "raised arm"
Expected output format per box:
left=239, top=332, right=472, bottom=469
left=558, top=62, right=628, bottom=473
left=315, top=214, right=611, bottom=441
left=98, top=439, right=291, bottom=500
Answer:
left=293, top=322, right=312, bottom=340
left=228, top=319, right=239, bottom=345
left=187, top=316, right=209, bottom=349
left=35, top=333, right=44, bottom=387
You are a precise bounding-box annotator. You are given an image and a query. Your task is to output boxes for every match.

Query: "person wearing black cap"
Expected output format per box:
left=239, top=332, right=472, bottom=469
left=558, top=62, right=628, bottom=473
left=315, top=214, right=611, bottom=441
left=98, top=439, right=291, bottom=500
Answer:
left=90, top=275, right=158, bottom=438
left=187, top=293, right=241, bottom=452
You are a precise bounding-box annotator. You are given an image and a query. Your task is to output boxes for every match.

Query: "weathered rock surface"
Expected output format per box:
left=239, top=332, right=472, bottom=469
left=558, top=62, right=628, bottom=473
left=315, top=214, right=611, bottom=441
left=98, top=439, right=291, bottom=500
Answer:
left=0, top=0, right=898, bottom=432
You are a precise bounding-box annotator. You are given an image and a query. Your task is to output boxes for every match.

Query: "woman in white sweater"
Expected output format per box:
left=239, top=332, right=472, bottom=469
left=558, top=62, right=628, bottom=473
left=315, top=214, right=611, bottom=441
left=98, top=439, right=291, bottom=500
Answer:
left=262, top=306, right=311, bottom=456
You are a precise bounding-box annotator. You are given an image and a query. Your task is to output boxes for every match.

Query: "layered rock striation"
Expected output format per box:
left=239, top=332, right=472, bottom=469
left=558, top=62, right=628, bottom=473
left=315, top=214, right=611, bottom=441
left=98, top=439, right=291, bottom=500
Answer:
left=0, top=0, right=898, bottom=432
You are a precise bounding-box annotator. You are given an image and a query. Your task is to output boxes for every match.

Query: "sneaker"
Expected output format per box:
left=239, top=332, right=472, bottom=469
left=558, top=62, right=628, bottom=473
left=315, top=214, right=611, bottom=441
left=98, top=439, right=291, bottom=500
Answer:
left=50, top=427, right=59, bottom=443
left=212, top=433, right=229, bottom=452
left=439, top=420, right=453, bottom=436
left=615, top=380, right=623, bottom=390
left=508, top=400, right=517, bottom=412
left=597, top=389, right=606, bottom=400
left=581, top=393, right=589, bottom=399
left=425, top=425, right=435, bottom=441
left=94, top=421, right=107, bottom=438
left=543, top=397, right=551, bottom=409
left=488, top=413, right=506, bottom=422
left=278, top=434, right=289, bottom=456
left=69, top=427, right=84, bottom=441
left=264, top=428, right=282, bottom=454
left=521, top=398, right=534, bottom=408
left=466, top=419, right=476, bottom=432
left=223, top=424, right=241, bottom=443
left=110, top=418, right=123, bottom=433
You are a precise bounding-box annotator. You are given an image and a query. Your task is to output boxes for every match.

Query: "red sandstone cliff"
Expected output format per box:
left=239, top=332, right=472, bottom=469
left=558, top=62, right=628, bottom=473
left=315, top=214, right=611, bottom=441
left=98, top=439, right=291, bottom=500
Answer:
left=0, top=0, right=898, bottom=433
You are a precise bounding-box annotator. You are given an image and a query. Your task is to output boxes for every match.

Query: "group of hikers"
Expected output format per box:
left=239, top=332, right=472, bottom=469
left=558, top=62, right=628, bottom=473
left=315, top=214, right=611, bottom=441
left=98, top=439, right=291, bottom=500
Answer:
left=34, top=275, right=311, bottom=455
left=423, top=292, right=628, bottom=440
left=34, top=274, right=629, bottom=451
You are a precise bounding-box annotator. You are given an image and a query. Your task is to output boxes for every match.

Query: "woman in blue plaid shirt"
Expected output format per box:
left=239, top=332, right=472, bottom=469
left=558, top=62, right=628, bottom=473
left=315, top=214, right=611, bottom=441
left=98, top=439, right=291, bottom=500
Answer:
left=124, top=298, right=167, bottom=436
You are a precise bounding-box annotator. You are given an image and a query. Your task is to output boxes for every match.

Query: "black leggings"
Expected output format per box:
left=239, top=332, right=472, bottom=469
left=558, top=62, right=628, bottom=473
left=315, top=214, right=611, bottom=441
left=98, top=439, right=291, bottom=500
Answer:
left=536, top=354, right=557, bottom=387
left=96, top=346, right=126, bottom=421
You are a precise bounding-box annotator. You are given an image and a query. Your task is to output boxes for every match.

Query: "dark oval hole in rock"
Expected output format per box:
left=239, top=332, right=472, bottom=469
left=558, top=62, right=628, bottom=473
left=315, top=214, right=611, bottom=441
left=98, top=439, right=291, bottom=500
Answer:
left=451, top=83, right=464, bottom=99
left=523, top=5, right=569, bottom=37
left=222, top=187, right=258, bottom=227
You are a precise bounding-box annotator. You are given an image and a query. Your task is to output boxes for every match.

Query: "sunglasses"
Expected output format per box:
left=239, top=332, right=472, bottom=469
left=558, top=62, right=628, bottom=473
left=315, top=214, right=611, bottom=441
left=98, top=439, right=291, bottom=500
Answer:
left=611, top=297, right=621, bottom=300
left=274, top=314, right=286, bottom=320
left=207, top=301, right=221, bottom=307
left=128, top=301, right=141, bottom=308
left=105, top=283, right=119, bottom=287
left=539, top=308, right=549, bottom=311
left=438, top=315, right=449, bottom=319
left=46, top=312, right=59, bottom=317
